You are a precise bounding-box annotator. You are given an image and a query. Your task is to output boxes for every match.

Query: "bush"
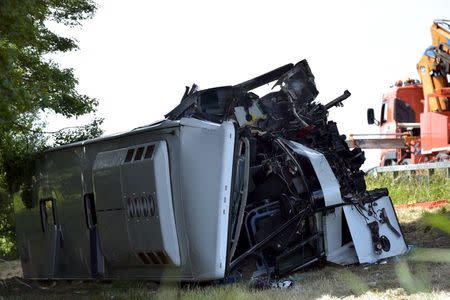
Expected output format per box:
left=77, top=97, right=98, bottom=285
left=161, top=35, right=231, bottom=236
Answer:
left=0, top=187, right=17, bottom=259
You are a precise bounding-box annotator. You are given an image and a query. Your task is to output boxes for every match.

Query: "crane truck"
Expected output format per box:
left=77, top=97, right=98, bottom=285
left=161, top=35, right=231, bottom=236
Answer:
left=351, top=20, right=450, bottom=166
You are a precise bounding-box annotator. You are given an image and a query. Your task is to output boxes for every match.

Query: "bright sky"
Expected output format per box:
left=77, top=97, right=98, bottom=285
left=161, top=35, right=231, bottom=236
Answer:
left=46, top=0, right=450, bottom=167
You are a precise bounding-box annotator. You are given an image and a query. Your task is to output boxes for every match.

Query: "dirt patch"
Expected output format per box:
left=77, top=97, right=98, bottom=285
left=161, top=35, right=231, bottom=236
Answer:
left=397, top=206, right=450, bottom=248
left=0, top=260, right=21, bottom=280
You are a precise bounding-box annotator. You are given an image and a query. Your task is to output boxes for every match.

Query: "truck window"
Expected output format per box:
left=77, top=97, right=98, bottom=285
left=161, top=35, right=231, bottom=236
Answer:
left=394, top=99, right=416, bottom=123
left=380, top=102, right=388, bottom=123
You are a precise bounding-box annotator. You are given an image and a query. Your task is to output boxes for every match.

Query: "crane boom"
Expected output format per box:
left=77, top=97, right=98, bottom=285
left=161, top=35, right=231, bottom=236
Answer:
left=417, top=20, right=450, bottom=112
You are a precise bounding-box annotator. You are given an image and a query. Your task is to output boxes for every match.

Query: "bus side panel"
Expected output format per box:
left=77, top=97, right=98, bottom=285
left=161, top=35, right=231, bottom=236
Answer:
left=16, top=147, right=91, bottom=278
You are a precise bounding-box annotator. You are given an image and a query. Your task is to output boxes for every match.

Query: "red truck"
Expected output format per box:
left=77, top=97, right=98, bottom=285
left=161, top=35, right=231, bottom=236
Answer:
left=359, top=20, right=450, bottom=166
left=365, top=80, right=449, bottom=165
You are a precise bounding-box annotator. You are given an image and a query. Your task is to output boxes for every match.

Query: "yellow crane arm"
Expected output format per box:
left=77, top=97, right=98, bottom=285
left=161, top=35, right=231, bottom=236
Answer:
left=417, top=20, right=450, bottom=112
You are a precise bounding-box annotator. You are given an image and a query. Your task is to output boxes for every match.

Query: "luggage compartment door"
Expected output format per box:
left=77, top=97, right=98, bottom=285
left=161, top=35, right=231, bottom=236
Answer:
left=93, top=141, right=180, bottom=268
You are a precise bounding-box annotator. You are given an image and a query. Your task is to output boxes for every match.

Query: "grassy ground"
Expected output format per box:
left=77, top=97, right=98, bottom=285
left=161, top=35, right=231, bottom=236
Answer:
left=366, top=171, right=450, bottom=204
left=1, top=176, right=449, bottom=299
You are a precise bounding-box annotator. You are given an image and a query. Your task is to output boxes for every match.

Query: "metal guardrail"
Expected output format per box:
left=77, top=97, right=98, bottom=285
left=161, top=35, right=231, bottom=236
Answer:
left=367, top=161, right=450, bottom=175
left=347, top=138, right=407, bottom=149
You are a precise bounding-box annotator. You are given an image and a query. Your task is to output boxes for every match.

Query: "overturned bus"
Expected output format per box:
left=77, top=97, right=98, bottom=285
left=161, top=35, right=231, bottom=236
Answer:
left=14, top=60, right=408, bottom=281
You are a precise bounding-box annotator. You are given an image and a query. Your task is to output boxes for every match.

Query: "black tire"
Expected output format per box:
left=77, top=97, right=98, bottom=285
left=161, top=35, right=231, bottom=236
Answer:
left=384, top=159, right=397, bottom=166
left=400, top=159, right=411, bottom=165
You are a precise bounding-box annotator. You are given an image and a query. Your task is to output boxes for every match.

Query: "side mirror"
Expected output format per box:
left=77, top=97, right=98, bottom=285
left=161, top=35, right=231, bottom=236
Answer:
left=367, top=108, right=375, bottom=125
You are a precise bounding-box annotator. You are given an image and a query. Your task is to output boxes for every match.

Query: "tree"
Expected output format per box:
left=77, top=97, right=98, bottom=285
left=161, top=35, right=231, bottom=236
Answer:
left=0, top=0, right=101, bottom=257
left=0, top=0, right=98, bottom=131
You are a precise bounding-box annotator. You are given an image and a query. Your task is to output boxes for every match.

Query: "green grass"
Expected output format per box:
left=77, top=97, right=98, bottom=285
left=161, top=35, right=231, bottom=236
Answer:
left=366, top=171, right=450, bottom=205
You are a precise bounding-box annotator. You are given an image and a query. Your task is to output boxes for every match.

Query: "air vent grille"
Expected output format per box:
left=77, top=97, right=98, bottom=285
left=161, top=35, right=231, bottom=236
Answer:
left=124, top=149, right=135, bottom=162
left=144, top=145, right=155, bottom=159
left=126, top=195, right=156, bottom=218
left=124, top=144, right=156, bottom=163
left=134, top=147, right=144, bottom=161
left=137, top=251, right=171, bottom=265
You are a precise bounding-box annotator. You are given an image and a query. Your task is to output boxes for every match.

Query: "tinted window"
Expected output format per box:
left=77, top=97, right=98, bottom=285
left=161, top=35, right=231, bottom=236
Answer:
left=394, top=99, right=415, bottom=123
left=380, top=102, right=388, bottom=123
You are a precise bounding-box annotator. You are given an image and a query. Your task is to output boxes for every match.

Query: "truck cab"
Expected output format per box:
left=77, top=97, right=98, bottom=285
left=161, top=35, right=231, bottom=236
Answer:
left=374, top=80, right=423, bottom=165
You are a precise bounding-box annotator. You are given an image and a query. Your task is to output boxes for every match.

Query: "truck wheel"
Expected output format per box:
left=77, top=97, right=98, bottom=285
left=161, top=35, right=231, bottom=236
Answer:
left=436, top=152, right=450, bottom=162
left=384, top=159, right=397, bottom=166
left=400, top=159, right=411, bottom=165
